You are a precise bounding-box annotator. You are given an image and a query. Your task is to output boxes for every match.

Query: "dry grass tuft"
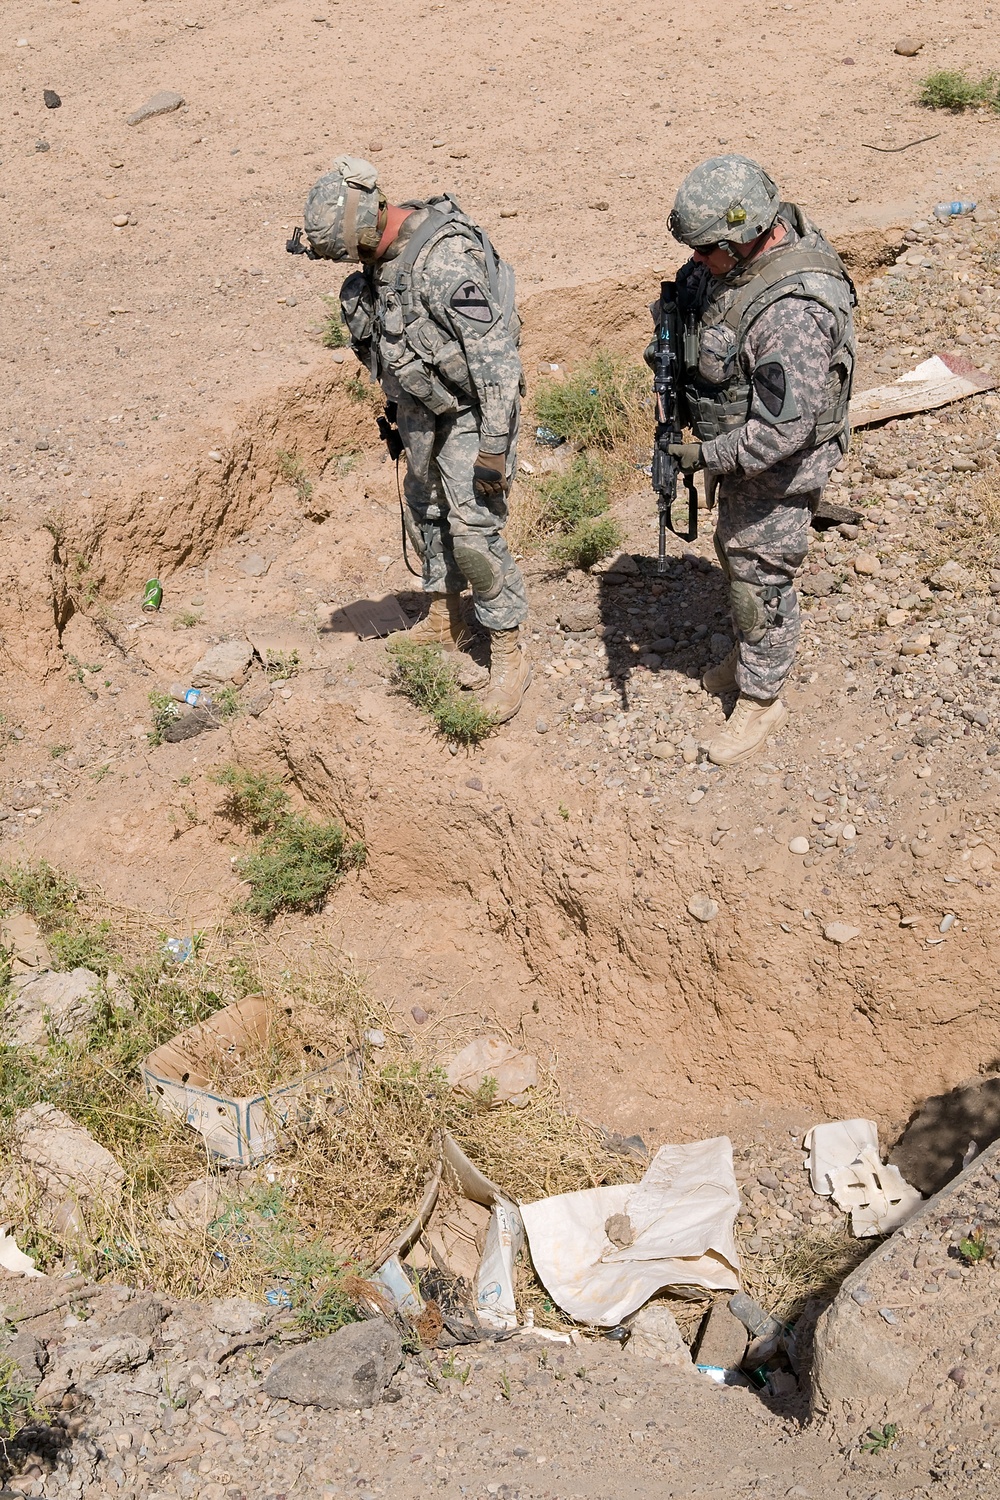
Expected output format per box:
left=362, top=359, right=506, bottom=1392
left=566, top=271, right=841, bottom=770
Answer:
left=735, top=1221, right=871, bottom=1325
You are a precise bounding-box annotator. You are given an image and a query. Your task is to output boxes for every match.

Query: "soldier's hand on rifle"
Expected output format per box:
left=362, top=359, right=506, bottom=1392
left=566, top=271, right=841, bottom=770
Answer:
left=473, top=451, right=509, bottom=502
left=667, top=441, right=704, bottom=473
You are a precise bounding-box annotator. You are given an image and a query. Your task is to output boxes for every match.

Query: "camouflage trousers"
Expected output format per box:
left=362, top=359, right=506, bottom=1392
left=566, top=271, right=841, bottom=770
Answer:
left=713, top=475, right=820, bottom=701
left=395, top=394, right=528, bottom=631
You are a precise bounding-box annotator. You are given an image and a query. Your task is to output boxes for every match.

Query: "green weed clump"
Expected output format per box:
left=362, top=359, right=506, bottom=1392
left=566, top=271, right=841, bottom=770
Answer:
left=550, top=515, right=624, bottom=570
left=214, top=765, right=365, bottom=920
left=534, top=352, right=649, bottom=450
left=148, top=689, right=180, bottom=747
left=386, top=641, right=497, bottom=745
left=320, top=297, right=349, bottom=349
left=529, top=456, right=625, bottom=570
left=0, top=1356, right=44, bottom=1441
left=918, top=69, right=1000, bottom=111
left=0, top=861, right=114, bottom=974
left=277, top=450, right=314, bottom=506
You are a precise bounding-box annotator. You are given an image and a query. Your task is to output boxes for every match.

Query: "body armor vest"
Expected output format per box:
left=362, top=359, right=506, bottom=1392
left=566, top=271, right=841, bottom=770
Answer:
left=339, top=196, right=518, bottom=416
left=679, top=204, right=856, bottom=451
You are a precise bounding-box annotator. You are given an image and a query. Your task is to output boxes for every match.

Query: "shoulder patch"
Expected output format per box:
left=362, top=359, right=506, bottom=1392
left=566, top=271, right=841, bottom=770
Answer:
left=753, top=360, right=787, bottom=417
left=449, top=280, right=496, bottom=326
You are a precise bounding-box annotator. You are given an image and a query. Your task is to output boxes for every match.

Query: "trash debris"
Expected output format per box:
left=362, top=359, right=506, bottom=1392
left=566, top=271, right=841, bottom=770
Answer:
left=142, top=995, right=358, bottom=1165
left=446, top=1035, right=539, bottom=1106
left=265, top=1287, right=293, bottom=1308
left=851, top=352, right=997, bottom=429
left=828, top=1146, right=923, bottom=1237
left=141, top=578, right=163, bottom=611
left=477, top=1198, right=525, bottom=1332
left=520, top=1137, right=740, bottom=1326
left=534, top=425, right=565, bottom=447
left=163, top=935, right=194, bottom=964
left=169, top=683, right=213, bottom=707
left=0, top=1227, right=43, bottom=1278
left=933, top=199, right=976, bottom=220
left=373, top=1255, right=425, bottom=1318
left=804, top=1119, right=880, bottom=1195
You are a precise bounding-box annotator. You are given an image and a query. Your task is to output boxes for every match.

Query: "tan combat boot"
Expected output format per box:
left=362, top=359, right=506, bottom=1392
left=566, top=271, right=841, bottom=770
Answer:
left=393, top=592, right=470, bottom=652
left=482, top=626, right=532, bottom=724
left=706, top=694, right=787, bottom=766
left=702, top=645, right=738, bottom=695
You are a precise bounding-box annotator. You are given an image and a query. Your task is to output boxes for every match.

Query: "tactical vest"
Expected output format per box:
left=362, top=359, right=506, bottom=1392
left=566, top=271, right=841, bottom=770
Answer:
left=680, top=204, right=856, bottom=451
left=339, top=195, right=518, bottom=416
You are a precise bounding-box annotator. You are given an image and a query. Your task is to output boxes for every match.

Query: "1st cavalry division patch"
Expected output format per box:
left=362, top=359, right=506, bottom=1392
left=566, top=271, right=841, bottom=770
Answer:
left=449, top=281, right=495, bottom=325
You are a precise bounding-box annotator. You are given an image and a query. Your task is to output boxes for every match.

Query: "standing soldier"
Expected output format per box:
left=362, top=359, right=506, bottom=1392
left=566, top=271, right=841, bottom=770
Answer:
left=301, top=156, right=531, bottom=723
left=663, top=155, right=855, bottom=765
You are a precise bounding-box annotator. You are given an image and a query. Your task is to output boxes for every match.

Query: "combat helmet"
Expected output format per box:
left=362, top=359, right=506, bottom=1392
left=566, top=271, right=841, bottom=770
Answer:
left=669, top=155, right=780, bottom=248
left=303, top=155, right=387, bottom=261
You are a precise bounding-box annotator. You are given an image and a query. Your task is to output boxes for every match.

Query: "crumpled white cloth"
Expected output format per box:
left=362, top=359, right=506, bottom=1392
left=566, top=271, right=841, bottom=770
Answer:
left=521, top=1136, right=740, bottom=1327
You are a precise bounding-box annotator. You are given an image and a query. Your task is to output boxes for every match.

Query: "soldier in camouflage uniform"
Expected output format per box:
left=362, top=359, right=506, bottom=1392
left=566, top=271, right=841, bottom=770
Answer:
left=663, top=155, right=856, bottom=765
left=302, top=156, right=531, bottom=722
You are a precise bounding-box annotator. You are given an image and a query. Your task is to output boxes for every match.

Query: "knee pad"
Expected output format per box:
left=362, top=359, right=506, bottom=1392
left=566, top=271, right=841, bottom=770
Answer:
left=730, top=579, right=768, bottom=644
left=452, top=539, right=504, bottom=600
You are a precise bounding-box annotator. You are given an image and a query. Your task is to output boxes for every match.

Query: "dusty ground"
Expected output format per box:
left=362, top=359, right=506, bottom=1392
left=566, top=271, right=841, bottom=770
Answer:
left=4, top=0, right=1000, bottom=1493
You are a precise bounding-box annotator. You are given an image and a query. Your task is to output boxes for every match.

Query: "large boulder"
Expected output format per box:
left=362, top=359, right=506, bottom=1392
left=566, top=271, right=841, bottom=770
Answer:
left=7, top=1103, right=125, bottom=1233
left=4, top=967, right=101, bottom=1048
left=263, top=1317, right=402, bottom=1409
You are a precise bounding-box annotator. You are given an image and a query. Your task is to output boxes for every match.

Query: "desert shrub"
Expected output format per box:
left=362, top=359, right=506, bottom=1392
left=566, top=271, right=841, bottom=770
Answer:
left=534, top=352, right=649, bottom=449
left=918, top=69, right=1000, bottom=110
left=386, top=641, right=496, bottom=745
left=235, top=815, right=365, bottom=922
left=550, top=515, right=624, bottom=570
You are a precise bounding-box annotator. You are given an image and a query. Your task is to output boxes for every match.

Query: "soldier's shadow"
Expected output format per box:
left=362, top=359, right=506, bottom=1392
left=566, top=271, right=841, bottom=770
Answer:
left=595, top=554, right=731, bottom=709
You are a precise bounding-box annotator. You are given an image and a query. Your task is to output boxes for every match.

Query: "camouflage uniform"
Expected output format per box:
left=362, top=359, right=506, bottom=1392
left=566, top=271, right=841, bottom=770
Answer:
left=679, top=214, right=855, bottom=700
left=341, top=208, right=528, bottom=631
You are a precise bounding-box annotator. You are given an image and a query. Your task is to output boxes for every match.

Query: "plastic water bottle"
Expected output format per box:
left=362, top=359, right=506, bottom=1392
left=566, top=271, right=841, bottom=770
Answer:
left=933, top=200, right=976, bottom=220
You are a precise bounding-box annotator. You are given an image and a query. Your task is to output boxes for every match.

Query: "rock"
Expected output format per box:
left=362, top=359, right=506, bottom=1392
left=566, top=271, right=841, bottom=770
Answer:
left=240, top=553, right=270, bottom=577
left=535, top=718, right=549, bottom=734
left=823, top=922, right=859, bottom=945
left=0, top=912, right=53, bottom=973
left=709, top=631, right=732, bottom=657
left=687, top=895, right=718, bottom=923
left=914, top=723, right=942, bottom=747
left=4, top=967, right=101, bottom=1047
left=756, top=1169, right=780, bottom=1190
left=10, top=1103, right=125, bottom=1233
left=694, top=1299, right=749, bottom=1370
left=589, top=200, right=610, bottom=212
left=211, top=1297, right=265, bottom=1336
left=650, top=636, right=677, bottom=653
left=598, top=552, right=639, bottom=577
left=37, top=1334, right=152, bottom=1404
left=853, top=553, right=881, bottom=577
left=112, top=214, right=129, bottom=227
left=190, top=639, right=253, bottom=687
left=248, top=688, right=273, bottom=717
left=800, top=570, right=836, bottom=598
left=43, top=89, right=61, bottom=109
left=650, top=740, right=675, bottom=760
left=961, top=703, right=991, bottom=728
left=446, top=1036, right=538, bottom=1104
left=166, top=1177, right=222, bottom=1230
left=788, top=836, right=810, bottom=855
left=126, top=90, right=185, bottom=126
left=263, top=1317, right=402, bottom=1409
left=604, top=1212, right=634, bottom=1249
left=162, top=707, right=220, bottom=741
left=5, top=1331, right=43, bottom=1388
left=834, top=602, right=854, bottom=622
left=557, top=603, right=598, bottom=633
left=894, top=36, right=923, bottom=54
left=626, top=1304, right=692, bottom=1370
left=928, top=560, right=971, bottom=593
left=890, top=1076, right=1000, bottom=1195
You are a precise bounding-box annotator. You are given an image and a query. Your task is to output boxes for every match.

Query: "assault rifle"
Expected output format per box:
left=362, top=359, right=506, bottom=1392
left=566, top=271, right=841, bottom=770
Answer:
left=650, top=279, right=699, bottom=564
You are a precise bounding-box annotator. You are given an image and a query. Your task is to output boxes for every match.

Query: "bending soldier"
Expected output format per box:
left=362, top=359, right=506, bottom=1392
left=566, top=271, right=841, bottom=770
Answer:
left=664, top=155, right=856, bottom=765
left=302, top=156, right=531, bottom=723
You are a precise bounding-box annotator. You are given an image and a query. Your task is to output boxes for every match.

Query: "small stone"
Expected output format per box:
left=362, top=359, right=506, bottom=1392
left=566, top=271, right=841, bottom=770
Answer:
left=939, top=913, right=955, bottom=933
left=589, top=200, right=610, bottom=211
left=757, top=1169, right=780, bottom=1190
left=894, top=36, right=924, bottom=54
left=535, top=718, right=549, bottom=734
left=43, top=89, right=61, bottom=109
left=801, top=570, right=837, bottom=598
left=910, top=838, right=932, bottom=858
left=929, top=559, right=971, bottom=593
left=112, top=214, right=129, bottom=227
left=853, top=553, right=881, bottom=577
left=207, top=449, right=224, bottom=463
left=850, top=1285, right=871, bottom=1305
left=650, top=740, right=675, bottom=760
left=411, top=1004, right=428, bottom=1024
left=126, top=90, right=185, bottom=126
left=212, top=1297, right=265, bottom=1336
left=687, top=788, right=705, bottom=805
left=240, top=552, right=270, bottom=577
left=687, top=894, right=718, bottom=923
left=449, top=148, right=468, bottom=159
left=841, top=824, right=857, bottom=842
left=190, top=638, right=253, bottom=686
left=834, top=602, right=854, bottom=622
left=948, top=1365, right=966, bottom=1386
left=824, top=921, right=860, bottom=945
left=788, top=836, right=810, bottom=855
left=878, top=1307, right=898, bottom=1324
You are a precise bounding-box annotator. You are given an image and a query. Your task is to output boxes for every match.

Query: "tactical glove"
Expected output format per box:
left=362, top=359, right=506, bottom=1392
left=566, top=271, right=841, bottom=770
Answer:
left=473, top=451, right=509, bottom=502
left=667, top=441, right=704, bottom=473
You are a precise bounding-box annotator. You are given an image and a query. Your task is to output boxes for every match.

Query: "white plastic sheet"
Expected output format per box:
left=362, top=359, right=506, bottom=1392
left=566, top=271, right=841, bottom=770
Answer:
left=476, top=1197, right=525, bottom=1331
left=520, top=1137, right=741, bottom=1327
left=802, top=1120, right=922, bottom=1236
left=0, top=1225, right=43, bottom=1277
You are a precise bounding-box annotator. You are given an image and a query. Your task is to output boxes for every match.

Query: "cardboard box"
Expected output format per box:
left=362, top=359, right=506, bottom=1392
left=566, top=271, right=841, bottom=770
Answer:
left=142, top=995, right=355, bottom=1166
